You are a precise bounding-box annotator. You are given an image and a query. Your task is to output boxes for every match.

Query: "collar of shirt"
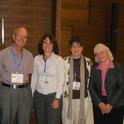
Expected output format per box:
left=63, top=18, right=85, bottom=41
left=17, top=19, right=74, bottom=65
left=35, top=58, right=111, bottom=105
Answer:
left=41, top=52, right=55, bottom=61
left=96, top=61, right=115, bottom=71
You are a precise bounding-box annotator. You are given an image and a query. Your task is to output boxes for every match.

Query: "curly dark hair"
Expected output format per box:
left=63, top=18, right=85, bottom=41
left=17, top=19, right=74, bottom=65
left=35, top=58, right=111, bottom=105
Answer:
left=38, top=34, right=59, bottom=55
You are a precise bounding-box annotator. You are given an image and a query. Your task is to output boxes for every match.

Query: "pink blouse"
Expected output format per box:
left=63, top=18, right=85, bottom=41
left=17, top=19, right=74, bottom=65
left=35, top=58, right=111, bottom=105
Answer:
left=96, top=61, right=115, bottom=96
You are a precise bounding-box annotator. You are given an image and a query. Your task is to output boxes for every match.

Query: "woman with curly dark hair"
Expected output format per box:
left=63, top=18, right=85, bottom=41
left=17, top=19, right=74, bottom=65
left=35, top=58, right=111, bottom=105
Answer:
left=31, top=34, right=65, bottom=124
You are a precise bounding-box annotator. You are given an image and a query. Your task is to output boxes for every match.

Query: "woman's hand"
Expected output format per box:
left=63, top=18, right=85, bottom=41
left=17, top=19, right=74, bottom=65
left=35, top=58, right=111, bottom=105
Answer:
left=104, top=104, right=112, bottom=113
left=51, top=99, right=60, bottom=109
left=98, top=102, right=112, bottom=114
left=98, top=102, right=106, bottom=114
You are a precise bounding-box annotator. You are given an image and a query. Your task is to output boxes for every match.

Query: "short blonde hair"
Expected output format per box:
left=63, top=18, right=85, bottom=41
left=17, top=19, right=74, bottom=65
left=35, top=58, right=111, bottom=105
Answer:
left=94, top=43, right=114, bottom=63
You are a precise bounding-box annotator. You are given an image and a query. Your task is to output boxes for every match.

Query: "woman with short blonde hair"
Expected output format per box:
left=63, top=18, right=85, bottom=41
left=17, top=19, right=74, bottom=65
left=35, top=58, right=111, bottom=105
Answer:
left=89, top=43, right=124, bottom=124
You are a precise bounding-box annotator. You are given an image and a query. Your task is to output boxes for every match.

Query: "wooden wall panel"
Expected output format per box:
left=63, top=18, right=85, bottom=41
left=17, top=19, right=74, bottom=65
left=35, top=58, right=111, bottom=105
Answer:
left=62, top=0, right=89, bottom=25
left=116, top=27, right=124, bottom=62
left=59, top=0, right=124, bottom=63
left=90, top=7, right=111, bottom=26
left=115, top=2, right=124, bottom=62
left=61, top=24, right=109, bottom=60
left=62, top=9, right=88, bottom=24
left=60, top=0, right=112, bottom=61
left=0, top=0, right=52, bottom=56
left=61, top=26, right=72, bottom=57
left=118, top=4, right=124, bottom=27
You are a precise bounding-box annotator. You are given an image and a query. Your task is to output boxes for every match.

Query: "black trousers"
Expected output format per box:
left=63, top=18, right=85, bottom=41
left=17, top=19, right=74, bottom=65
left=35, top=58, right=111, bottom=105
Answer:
left=93, top=100, right=124, bottom=124
left=33, top=90, right=62, bottom=124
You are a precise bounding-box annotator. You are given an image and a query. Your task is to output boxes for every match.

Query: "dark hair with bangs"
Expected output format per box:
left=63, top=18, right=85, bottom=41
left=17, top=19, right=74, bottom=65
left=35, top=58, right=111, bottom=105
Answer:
left=69, top=35, right=83, bottom=47
left=38, top=34, right=59, bottom=55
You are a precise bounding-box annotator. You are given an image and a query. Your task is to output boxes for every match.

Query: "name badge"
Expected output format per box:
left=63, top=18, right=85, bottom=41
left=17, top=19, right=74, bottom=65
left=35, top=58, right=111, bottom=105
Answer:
left=11, top=73, right=23, bottom=84
left=39, top=75, right=49, bottom=84
left=73, top=81, right=80, bottom=90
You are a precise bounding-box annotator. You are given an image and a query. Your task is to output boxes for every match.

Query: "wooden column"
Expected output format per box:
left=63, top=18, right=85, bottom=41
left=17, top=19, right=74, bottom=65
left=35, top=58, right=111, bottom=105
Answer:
left=56, top=0, right=62, bottom=54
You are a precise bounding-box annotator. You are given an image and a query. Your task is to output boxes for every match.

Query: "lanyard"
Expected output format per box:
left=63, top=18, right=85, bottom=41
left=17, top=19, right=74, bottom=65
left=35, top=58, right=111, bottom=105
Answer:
left=10, top=47, right=23, bottom=72
left=73, top=62, right=78, bottom=80
left=44, top=60, right=47, bottom=73
left=73, top=59, right=80, bottom=81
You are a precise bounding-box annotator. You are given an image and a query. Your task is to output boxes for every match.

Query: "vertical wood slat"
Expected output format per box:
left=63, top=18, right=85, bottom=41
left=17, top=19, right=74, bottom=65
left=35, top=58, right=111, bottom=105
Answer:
left=56, top=0, right=62, bottom=54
